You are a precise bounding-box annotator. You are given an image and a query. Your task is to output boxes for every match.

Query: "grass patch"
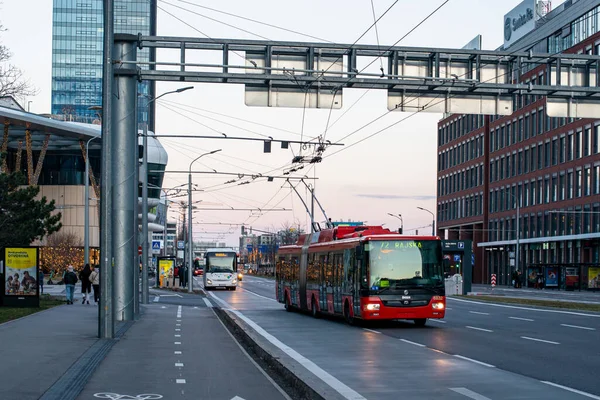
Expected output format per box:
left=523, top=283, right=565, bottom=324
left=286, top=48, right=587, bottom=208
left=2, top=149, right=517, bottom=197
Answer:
left=460, top=295, right=600, bottom=312
left=0, top=296, right=64, bottom=324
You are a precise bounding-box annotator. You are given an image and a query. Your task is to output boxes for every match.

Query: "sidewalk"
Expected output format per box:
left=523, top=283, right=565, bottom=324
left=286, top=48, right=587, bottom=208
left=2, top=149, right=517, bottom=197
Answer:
left=0, top=302, right=99, bottom=400
left=470, top=283, right=600, bottom=304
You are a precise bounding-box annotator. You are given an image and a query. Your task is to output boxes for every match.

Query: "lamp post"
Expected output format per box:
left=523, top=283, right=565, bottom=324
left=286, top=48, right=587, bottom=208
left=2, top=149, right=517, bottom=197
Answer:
left=188, top=149, right=221, bottom=293
left=508, top=192, right=522, bottom=287
left=387, top=213, right=403, bottom=234
left=417, top=207, right=435, bottom=236
left=139, top=86, right=193, bottom=305
left=84, top=136, right=100, bottom=266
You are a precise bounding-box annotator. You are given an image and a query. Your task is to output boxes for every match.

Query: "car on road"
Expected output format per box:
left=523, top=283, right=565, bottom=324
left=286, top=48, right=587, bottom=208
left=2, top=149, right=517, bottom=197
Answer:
left=193, top=267, right=203, bottom=276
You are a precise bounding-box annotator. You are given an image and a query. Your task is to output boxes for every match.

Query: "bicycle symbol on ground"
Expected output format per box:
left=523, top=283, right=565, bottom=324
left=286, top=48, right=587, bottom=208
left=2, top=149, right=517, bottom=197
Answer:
left=93, top=394, right=163, bottom=400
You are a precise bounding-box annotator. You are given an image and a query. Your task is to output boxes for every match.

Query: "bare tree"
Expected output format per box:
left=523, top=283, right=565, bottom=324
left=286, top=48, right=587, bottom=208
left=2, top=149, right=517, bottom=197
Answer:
left=0, top=19, right=36, bottom=99
left=41, top=231, right=84, bottom=274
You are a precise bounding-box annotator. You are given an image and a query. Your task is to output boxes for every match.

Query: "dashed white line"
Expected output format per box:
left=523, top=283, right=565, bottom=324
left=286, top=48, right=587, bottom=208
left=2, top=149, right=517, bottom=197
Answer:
left=175, top=334, right=181, bottom=337
left=176, top=324, right=181, bottom=327
left=560, top=324, right=596, bottom=331
left=203, top=298, right=213, bottom=308
left=509, top=316, right=534, bottom=321
left=466, top=326, right=493, bottom=333
left=453, top=355, right=495, bottom=368
left=541, top=381, right=600, bottom=399
left=176, top=379, right=186, bottom=384
left=430, top=319, right=446, bottom=323
left=174, top=342, right=181, bottom=345
left=174, top=351, right=182, bottom=355
left=469, top=311, right=490, bottom=315
left=400, top=339, right=426, bottom=347
left=521, top=336, right=560, bottom=345
left=448, top=297, right=600, bottom=318
left=363, top=328, right=381, bottom=334
left=175, top=329, right=181, bottom=331
left=153, top=296, right=159, bottom=303
left=449, top=387, right=492, bottom=400
left=175, top=363, right=184, bottom=367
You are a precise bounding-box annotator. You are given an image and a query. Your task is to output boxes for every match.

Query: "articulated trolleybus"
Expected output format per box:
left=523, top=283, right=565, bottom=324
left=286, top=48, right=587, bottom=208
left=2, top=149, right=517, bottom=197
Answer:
left=204, top=248, right=238, bottom=291
left=276, top=225, right=445, bottom=326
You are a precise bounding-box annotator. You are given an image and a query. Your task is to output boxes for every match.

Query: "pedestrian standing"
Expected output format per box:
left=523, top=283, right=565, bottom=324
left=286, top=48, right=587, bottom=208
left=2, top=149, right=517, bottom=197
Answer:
left=63, top=265, right=78, bottom=304
left=39, top=269, right=45, bottom=294
left=89, top=265, right=100, bottom=304
left=79, top=264, right=92, bottom=304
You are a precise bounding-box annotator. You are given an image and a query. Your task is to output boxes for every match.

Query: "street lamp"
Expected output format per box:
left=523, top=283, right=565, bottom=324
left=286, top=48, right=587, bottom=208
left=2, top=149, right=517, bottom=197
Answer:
left=84, top=135, right=100, bottom=266
left=416, top=207, right=435, bottom=236
left=508, top=192, right=522, bottom=286
left=387, top=213, right=403, bottom=234
left=188, top=149, right=222, bottom=293
left=140, top=86, right=194, bottom=305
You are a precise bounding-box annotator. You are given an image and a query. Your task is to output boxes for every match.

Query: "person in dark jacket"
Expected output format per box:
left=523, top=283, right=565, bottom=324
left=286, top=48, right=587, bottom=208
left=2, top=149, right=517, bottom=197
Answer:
left=64, top=265, right=78, bottom=304
left=79, top=264, right=92, bottom=305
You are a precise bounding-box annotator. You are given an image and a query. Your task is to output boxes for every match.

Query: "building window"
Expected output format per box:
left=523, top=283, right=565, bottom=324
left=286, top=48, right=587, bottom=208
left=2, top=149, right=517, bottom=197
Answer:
left=576, top=169, right=583, bottom=198
left=544, top=177, right=550, bottom=204
left=551, top=138, right=558, bottom=166
left=584, top=166, right=592, bottom=196
left=584, top=127, right=592, bottom=157
left=552, top=175, right=558, bottom=202
left=567, top=171, right=574, bottom=199
left=594, top=125, right=600, bottom=154
left=594, top=165, right=600, bottom=195
left=559, top=173, right=566, bottom=201
left=567, top=132, right=574, bottom=161
left=575, top=130, right=582, bottom=159
left=544, top=142, right=551, bottom=168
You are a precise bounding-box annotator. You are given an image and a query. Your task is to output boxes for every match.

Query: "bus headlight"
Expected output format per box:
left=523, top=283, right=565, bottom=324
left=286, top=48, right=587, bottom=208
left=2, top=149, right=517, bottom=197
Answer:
left=365, top=303, right=380, bottom=311
left=432, top=302, right=445, bottom=310
left=207, top=279, right=212, bottom=285
left=232, top=278, right=237, bottom=284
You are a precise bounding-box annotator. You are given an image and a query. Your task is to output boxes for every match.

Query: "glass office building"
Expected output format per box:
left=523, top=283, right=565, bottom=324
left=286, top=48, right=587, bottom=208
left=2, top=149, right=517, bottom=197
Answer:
left=52, top=0, right=154, bottom=125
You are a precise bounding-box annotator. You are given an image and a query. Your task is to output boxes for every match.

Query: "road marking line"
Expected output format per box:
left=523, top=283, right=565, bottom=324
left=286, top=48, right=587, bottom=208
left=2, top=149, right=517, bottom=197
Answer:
left=430, top=319, right=446, bottom=323
left=175, top=363, right=184, bottom=367
left=239, top=287, right=277, bottom=302
left=153, top=296, right=159, bottom=302
left=175, top=329, right=181, bottom=331
left=174, top=351, right=182, bottom=355
left=453, top=355, right=495, bottom=368
left=176, top=379, right=186, bottom=384
left=560, top=324, right=596, bottom=331
left=446, top=307, right=452, bottom=310
left=363, top=328, right=381, bottom=334
left=541, top=381, right=600, bottom=399
left=466, top=326, right=493, bottom=333
left=449, top=387, right=492, bottom=400
left=161, top=306, right=166, bottom=309
left=176, top=319, right=181, bottom=322
left=509, top=317, right=534, bottom=321
left=203, top=298, right=213, bottom=308
left=469, top=311, right=490, bottom=315
left=176, top=324, right=181, bottom=326
left=521, top=336, right=560, bottom=345
left=175, top=334, right=181, bottom=337
left=448, top=297, right=600, bottom=318
left=209, top=292, right=368, bottom=400
left=174, top=342, right=181, bottom=345
left=400, top=339, right=426, bottom=347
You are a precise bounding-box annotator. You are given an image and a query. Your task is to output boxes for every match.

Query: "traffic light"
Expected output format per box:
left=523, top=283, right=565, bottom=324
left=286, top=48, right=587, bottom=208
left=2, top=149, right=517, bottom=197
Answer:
left=241, top=225, right=246, bottom=235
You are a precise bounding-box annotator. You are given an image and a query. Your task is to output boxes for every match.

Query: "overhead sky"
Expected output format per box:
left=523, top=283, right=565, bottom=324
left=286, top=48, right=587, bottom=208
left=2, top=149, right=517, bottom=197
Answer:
left=1, top=0, right=565, bottom=247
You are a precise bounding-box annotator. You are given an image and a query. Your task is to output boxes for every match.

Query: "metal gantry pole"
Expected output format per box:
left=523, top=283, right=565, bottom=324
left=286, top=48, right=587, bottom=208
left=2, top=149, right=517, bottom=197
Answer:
left=112, top=34, right=138, bottom=322
left=516, top=200, right=521, bottom=284
left=99, top=0, right=114, bottom=340
left=188, top=172, right=193, bottom=293
left=133, top=127, right=140, bottom=319
left=141, top=122, right=149, bottom=304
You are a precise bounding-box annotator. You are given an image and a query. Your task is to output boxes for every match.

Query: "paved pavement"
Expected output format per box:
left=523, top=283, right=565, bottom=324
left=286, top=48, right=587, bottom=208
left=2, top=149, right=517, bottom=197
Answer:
left=470, top=284, right=600, bottom=304
left=0, top=302, right=99, bottom=400
left=204, top=276, right=600, bottom=400
left=77, top=302, right=288, bottom=400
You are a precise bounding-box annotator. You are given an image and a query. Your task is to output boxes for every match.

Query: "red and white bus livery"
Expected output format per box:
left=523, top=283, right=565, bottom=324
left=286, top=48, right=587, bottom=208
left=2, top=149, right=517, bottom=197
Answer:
left=275, top=225, right=446, bottom=326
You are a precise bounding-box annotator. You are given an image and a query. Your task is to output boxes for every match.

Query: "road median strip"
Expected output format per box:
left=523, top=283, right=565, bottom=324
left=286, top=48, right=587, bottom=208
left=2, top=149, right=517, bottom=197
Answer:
left=458, top=295, right=600, bottom=312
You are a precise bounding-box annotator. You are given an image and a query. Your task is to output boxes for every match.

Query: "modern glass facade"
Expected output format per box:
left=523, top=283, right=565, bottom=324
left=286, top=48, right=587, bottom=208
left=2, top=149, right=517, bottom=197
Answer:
left=52, top=0, right=153, bottom=124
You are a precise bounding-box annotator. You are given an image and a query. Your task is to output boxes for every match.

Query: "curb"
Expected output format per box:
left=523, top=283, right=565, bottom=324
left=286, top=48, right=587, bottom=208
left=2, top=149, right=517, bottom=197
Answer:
left=39, top=319, right=136, bottom=400
left=213, top=307, right=347, bottom=400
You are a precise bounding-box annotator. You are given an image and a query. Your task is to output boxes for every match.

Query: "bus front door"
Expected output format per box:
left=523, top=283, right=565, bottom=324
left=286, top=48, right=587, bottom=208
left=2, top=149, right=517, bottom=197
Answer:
left=298, top=244, right=308, bottom=310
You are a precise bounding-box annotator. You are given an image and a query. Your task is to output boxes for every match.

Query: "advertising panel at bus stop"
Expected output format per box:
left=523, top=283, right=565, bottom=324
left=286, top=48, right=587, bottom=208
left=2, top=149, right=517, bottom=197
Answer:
left=3, top=247, right=40, bottom=307
left=158, top=258, right=174, bottom=287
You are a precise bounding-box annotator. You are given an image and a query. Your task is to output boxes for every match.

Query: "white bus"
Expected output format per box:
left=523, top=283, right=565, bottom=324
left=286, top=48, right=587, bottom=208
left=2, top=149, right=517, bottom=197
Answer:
left=204, top=249, right=238, bottom=290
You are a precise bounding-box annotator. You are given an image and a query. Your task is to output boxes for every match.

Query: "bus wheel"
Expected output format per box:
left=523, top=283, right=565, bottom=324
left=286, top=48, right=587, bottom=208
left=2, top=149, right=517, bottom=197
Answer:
left=231, top=287, right=237, bottom=291
left=284, top=295, right=292, bottom=312
left=414, top=318, right=427, bottom=327
left=344, top=302, right=355, bottom=325
left=311, top=298, right=319, bottom=318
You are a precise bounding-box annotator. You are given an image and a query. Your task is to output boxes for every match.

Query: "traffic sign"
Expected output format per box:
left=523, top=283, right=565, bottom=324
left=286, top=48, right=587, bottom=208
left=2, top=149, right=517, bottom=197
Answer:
left=177, top=241, right=184, bottom=250
left=152, top=240, right=161, bottom=255
left=138, top=246, right=142, bottom=255
left=457, top=242, right=464, bottom=249
left=491, top=274, right=497, bottom=287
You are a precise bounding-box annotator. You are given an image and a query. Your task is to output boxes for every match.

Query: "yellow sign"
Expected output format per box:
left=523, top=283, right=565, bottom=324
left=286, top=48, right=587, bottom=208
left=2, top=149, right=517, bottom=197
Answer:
left=5, top=248, right=38, bottom=296
left=589, top=267, right=600, bottom=289
left=158, top=259, right=174, bottom=287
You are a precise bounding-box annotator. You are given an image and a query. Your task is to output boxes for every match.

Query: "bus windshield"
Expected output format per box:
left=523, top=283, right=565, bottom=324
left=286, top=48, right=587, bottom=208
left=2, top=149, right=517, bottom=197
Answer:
left=366, top=240, right=443, bottom=291
left=206, top=254, right=235, bottom=273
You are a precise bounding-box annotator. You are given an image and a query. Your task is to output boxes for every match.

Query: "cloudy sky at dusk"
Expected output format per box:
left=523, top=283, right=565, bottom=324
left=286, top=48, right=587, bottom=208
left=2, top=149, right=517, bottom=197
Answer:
left=2, top=0, right=564, bottom=246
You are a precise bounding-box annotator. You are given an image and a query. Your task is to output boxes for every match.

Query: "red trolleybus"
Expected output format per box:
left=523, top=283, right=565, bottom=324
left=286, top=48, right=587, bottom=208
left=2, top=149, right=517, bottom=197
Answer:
left=275, top=225, right=445, bottom=326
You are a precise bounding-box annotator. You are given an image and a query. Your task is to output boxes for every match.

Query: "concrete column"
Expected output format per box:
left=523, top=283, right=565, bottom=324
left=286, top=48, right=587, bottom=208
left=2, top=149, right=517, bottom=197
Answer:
left=111, top=34, right=138, bottom=322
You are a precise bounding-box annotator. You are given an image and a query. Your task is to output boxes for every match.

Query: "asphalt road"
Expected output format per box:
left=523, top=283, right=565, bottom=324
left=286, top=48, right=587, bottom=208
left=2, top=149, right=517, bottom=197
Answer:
left=204, top=275, right=600, bottom=400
